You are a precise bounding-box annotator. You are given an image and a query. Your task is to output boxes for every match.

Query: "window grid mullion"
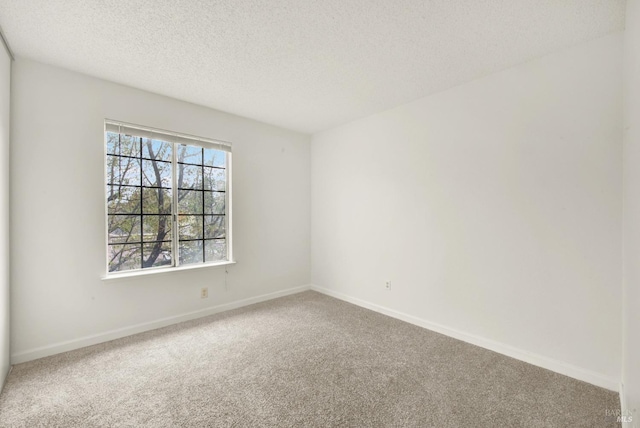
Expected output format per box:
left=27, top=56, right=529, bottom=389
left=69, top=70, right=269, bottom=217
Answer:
left=172, top=143, right=179, bottom=268
left=107, top=153, right=172, bottom=164
left=201, top=149, right=205, bottom=263
left=107, top=183, right=172, bottom=191
left=139, top=137, right=143, bottom=269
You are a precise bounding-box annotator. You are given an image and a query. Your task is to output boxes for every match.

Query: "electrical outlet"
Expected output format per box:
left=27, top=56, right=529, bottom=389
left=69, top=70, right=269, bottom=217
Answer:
left=201, top=287, right=208, bottom=299
left=385, top=281, right=391, bottom=290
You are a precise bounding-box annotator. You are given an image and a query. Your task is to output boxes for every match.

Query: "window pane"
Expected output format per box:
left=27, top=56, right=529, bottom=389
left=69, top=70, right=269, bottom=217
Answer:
left=143, top=215, right=172, bottom=242
left=178, top=215, right=203, bottom=240
left=142, top=139, right=172, bottom=162
left=178, top=189, right=203, bottom=214
left=118, top=135, right=141, bottom=157
left=107, top=185, right=141, bottom=214
left=106, top=127, right=231, bottom=274
left=108, top=215, right=141, bottom=244
left=204, top=215, right=225, bottom=239
left=203, top=166, right=225, bottom=191
left=107, top=134, right=140, bottom=157
left=143, top=242, right=172, bottom=268
left=204, top=191, right=225, bottom=215
left=142, top=187, right=171, bottom=214
left=108, top=244, right=142, bottom=272
left=107, top=155, right=141, bottom=186
left=179, top=240, right=203, bottom=265
left=178, top=145, right=202, bottom=165
left=177, top=164, right=202, bottom=189
left=203, top=148, right=226, bottom=168
left=106, top=132, right=120, bottom=155
left=142, top=159, right=172, bottom=188
left=205, top=239, right=226, bottom=262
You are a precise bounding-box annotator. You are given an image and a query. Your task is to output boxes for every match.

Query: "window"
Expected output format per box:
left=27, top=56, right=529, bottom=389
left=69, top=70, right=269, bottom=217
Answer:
left=105, top=120, right=232, bottom=274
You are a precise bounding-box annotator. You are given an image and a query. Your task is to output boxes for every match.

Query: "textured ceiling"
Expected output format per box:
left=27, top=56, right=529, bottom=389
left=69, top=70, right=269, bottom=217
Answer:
left=0, top=1, right=626, bottom=134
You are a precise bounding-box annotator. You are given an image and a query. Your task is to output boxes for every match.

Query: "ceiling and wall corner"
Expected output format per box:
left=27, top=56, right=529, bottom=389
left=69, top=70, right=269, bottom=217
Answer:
left=0, top=0, right=626, bottom=134
left=0, top=24, right=13, bottom=62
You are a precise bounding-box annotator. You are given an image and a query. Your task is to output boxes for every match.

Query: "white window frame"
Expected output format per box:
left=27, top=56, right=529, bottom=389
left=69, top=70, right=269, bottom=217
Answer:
left=103, top=120, right=234, bottom=279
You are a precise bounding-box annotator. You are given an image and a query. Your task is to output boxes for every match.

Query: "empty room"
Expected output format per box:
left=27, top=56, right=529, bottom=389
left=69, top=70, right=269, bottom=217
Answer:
left=0, top=0, right=638, bottom=427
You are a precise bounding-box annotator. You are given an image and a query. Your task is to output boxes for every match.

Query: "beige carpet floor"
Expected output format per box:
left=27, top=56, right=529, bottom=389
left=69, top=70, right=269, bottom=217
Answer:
left=0, top=291, right=620, bottom=427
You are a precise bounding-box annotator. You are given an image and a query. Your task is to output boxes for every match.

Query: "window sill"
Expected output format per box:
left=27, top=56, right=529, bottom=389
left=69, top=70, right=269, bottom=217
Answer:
left=101, top=260, right=236, bottom=281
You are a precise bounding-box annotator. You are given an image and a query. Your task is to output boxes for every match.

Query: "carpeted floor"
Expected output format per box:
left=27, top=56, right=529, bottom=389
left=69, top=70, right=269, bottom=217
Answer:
left=0, top=291, right=620, bottom=427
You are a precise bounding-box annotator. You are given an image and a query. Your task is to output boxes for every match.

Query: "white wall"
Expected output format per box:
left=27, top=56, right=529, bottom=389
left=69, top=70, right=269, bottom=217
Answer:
left=311, top=33, right=623, bottom=388
left=0, top=42, right=10, bottom=385
left=10, top=59, right=310, bottom=362
left=623, top=0, right=640, bottom=423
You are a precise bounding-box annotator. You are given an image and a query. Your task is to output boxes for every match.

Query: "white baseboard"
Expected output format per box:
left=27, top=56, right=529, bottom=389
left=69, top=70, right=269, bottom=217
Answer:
left=310, top=284, right=619, bottom=392
left=11, top=284, right=312, bottom=364
left=11, top=283, right=620, bottom=393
